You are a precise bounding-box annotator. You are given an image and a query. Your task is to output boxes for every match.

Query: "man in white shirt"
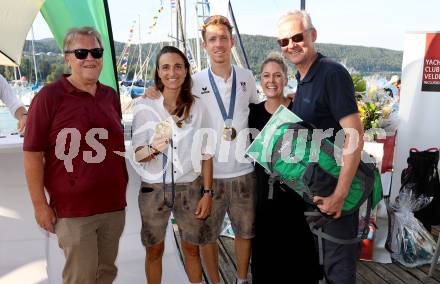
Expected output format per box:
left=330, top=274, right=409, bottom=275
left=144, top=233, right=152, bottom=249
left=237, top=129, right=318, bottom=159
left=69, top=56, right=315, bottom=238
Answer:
left=193, top=15, right=258, bottom=284
left=0, top=74, right=27, bottom=132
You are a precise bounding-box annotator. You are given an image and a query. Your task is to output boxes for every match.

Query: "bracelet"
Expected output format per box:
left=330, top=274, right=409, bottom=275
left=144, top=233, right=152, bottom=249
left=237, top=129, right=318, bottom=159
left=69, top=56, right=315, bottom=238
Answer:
left=135, top=145, right=159, bottom=161
left=148, top=144, right=161, bottom=156
left=135, top=147, right=152, bottom=161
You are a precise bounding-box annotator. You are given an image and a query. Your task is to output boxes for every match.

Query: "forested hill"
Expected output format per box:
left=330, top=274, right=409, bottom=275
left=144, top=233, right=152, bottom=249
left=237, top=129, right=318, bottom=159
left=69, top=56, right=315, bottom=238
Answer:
left=240, top=34, right=402, bottom=76
left=7, top=35, right=402, bottom=82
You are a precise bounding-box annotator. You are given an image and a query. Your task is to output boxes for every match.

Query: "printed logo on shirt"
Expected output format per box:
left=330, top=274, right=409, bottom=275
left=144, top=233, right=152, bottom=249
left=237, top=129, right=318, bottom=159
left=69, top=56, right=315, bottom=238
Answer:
left=201, top=87, right=210, bottom=94
left=240, top=81, right=247, bottom=92
left=302, top=97, right=311, bottom=103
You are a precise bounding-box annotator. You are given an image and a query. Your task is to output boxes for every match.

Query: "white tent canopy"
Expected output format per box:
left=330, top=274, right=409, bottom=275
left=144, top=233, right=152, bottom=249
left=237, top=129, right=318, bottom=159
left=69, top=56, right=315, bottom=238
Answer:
left=0, top=0, right=44, bottom=66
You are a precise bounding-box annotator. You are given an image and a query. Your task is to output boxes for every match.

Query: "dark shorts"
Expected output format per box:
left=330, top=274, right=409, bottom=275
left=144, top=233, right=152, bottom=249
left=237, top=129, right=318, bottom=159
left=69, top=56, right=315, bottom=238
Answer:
left=202, top=172, right=257, bottom=243
left=138, top=177, right=208, bottom=247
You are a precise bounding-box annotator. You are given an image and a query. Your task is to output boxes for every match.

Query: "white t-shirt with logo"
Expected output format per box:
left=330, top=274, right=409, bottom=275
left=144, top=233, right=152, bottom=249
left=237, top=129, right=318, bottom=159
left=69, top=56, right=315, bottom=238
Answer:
left=192, top=65, right=259, bottom=179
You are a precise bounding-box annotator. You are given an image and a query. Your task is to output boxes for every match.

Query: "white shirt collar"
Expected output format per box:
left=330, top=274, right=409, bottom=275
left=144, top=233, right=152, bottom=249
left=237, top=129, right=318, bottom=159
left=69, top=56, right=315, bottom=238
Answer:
left=209, top=65, right=234, bottom=84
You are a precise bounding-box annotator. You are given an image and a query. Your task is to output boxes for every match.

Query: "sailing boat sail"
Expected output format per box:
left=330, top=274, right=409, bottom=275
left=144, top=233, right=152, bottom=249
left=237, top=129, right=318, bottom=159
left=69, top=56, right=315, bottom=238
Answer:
left=0, top=0, right=44, bottom=66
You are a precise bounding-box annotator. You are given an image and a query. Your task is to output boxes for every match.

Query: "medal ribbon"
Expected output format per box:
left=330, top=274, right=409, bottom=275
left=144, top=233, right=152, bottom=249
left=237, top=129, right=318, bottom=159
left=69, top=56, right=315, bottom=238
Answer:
left=208, top=67, right=237, bottom=127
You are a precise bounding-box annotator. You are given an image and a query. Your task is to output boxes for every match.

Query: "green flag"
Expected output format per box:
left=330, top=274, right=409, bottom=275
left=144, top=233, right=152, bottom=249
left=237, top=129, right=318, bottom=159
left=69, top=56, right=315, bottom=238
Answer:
left=41, top=0, right=118, bottom=91
left=246, top=105, right=302, bottom=171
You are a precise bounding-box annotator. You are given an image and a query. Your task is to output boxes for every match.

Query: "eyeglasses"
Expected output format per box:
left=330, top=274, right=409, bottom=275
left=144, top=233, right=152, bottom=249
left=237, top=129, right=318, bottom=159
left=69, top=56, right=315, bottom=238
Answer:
left=277, top=29, right=311, bottom=47
left=202, top=15, right=233, bottom=29
left=64, top=48, right=104, bottom=59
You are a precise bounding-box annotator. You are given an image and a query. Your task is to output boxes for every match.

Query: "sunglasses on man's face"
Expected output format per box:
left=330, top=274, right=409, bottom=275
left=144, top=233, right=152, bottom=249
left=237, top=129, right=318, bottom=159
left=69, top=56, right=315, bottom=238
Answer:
left=64, top=48, right=104, bottom=60
left=277, top=29, right=311, bottom=47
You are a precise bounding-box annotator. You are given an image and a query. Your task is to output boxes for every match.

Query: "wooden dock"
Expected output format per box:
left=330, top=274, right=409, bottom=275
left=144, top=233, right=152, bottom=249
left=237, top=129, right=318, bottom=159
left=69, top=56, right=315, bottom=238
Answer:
left=172, top=225, right=440, bottom=284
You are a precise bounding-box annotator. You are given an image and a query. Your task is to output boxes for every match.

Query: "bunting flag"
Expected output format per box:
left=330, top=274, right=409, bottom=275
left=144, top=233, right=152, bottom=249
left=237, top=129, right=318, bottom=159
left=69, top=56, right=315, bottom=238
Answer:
left=117, top=20, right=136, bottom=76
left=147, top=4, right=164, bottom=35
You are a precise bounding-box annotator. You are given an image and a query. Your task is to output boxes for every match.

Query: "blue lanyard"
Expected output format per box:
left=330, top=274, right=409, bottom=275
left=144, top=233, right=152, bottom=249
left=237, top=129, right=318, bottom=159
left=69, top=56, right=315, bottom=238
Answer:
left=208, top=67, right=237, bottom=126
left=162, top=139, right=175, bottom=208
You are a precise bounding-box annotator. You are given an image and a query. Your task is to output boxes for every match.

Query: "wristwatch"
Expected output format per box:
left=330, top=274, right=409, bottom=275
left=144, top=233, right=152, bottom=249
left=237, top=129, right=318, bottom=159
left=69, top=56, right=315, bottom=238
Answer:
left=201, top=187, right=214, bottom=197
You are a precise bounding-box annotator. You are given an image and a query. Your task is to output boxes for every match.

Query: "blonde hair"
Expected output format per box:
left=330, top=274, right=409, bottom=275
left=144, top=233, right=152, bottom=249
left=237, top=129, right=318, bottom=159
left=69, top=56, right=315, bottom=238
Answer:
left=260, top=52, right=288, bottom=78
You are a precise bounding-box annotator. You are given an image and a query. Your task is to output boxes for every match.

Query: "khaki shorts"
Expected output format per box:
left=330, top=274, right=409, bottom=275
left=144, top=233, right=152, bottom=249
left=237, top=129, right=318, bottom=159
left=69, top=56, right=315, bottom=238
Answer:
left=138, top=177, right=208, bottom=247
left=202, top=172, right=257, bottom=243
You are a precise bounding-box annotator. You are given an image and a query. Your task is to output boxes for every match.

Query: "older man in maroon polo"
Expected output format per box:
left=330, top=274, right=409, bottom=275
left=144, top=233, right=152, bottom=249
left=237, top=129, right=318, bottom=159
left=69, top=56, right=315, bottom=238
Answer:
left=23, top=27, right=128, bottom=284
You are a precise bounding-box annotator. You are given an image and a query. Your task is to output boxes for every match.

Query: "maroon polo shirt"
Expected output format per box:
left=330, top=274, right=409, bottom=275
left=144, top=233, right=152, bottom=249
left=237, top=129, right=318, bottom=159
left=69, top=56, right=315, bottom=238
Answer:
left=23, top=75, right=128, bottom=218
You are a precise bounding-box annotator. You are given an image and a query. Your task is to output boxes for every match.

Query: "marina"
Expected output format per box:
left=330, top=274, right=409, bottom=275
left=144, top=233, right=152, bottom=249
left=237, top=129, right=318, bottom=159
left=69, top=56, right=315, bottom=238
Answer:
left=2, top=0, right=440, bottom=283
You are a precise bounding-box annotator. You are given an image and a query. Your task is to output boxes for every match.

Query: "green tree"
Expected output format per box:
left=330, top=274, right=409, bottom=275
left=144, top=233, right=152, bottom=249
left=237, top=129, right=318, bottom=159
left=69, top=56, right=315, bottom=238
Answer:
left=3, top=66, right=14, bottom=80
left=46, top=64, right=66, bottom=82
left=352, top=74, right=366, bottom=93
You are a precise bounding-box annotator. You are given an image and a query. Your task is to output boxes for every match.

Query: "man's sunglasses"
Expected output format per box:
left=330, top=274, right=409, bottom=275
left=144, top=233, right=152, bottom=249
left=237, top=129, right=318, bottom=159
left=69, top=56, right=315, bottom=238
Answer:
left=277, top=29, right=312, bottom=47
left=64, top=48, right=104, bottom=59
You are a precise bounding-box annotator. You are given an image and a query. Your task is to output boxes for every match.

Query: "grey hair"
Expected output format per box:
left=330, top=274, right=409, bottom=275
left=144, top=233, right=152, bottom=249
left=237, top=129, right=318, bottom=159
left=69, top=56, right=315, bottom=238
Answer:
left=260, top=52, right=288, bottom=77
left=63, top=26, right=103, bottom=52
left=278, top=10, right=314, bottom=30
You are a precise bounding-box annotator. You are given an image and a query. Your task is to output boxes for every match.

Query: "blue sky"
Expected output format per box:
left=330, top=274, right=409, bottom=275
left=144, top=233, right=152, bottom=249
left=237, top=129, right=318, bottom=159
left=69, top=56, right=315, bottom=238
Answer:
left=30, top=0, right=439, bottom=51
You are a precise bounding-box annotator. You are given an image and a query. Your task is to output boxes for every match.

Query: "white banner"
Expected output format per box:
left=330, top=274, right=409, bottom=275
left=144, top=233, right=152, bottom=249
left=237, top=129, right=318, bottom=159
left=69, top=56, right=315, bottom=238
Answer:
left=390, top=31, right=440, bottom=200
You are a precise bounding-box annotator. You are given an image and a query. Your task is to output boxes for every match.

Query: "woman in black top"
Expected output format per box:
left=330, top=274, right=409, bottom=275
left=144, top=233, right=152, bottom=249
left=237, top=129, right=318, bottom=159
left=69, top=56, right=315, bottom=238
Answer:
left=249, top=54, right=321, bottom=283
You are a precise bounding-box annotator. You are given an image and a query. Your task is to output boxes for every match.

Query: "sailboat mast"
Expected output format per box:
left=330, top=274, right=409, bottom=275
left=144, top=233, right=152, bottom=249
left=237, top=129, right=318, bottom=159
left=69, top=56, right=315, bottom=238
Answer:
left=176, top=1, right=179, bottom=48
left=183, top=0, right=186, bottom=49
left=194, top=2, right=201, bottom=71
left=138, top=15, right=142, bottom=68
left=178, top=0, right=187, bottom=54
left=228, top=2, right=250, bottom=69
left=17, top=67, right=22, bottom=80
left=31, top=25, right=38, bottom=83
left=170, top=2, right=173, bottom=46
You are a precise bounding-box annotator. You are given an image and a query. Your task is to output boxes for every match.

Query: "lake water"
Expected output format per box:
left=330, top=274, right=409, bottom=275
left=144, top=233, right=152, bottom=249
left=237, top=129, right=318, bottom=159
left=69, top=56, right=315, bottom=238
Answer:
left=0, top=107, right=17, bottom=133
left=0, top=79, right=299, bottom=134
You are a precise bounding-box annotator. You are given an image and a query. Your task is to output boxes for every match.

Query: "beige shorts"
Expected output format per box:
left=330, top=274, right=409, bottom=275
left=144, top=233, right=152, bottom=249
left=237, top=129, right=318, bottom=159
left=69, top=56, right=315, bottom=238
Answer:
left=202, top=172, right=257, bottom=243
left=138, top=177, right=209, bottom=247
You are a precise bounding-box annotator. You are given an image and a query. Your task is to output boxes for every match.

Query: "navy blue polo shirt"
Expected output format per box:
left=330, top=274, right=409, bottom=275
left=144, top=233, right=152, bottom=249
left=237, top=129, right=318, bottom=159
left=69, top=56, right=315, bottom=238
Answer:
left=292, top=53, right=358, bottom=137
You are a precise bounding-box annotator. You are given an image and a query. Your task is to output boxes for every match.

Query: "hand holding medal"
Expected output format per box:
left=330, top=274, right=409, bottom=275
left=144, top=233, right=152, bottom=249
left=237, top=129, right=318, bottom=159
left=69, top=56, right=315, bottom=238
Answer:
left=151, top=120, right=173, bottom=153
left=155, top=120, right=173, bottom=138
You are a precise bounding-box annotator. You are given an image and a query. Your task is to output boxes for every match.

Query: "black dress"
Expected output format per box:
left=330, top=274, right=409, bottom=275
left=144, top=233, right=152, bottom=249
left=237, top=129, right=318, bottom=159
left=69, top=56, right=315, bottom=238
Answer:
left=249, top=102, right=321, bottom=283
